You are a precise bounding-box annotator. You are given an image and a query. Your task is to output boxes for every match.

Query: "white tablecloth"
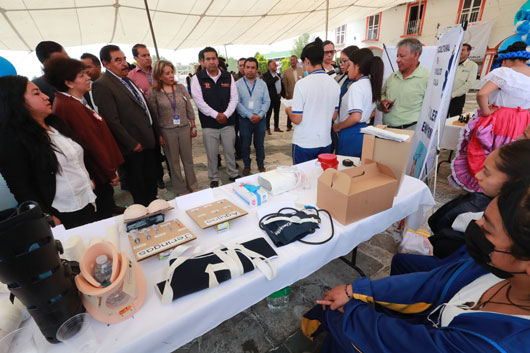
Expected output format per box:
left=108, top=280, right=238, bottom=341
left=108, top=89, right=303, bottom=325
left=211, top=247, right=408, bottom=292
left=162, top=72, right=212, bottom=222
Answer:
left=28, top=161, right=434, bottom=353
left=440, top=116, right=466, bottom=151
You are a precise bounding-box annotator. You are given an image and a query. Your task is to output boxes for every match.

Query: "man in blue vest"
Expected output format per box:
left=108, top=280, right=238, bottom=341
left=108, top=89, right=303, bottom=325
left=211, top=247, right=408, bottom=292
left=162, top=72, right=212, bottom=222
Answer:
left=191, top=47, right=240, bottom=188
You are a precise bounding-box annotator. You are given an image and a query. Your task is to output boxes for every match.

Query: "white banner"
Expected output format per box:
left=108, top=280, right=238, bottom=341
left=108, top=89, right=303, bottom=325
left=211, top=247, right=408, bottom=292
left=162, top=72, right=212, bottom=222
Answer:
left=406, top=26, right=465, bottom=181
left=438, top=20, right=493, bottom=62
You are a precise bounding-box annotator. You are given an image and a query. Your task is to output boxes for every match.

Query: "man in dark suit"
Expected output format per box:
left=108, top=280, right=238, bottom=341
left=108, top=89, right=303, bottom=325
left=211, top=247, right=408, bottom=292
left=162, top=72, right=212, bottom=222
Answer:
left=92, top=44, right=157, bottom=206
left=262, top=60, right=284, bottom=135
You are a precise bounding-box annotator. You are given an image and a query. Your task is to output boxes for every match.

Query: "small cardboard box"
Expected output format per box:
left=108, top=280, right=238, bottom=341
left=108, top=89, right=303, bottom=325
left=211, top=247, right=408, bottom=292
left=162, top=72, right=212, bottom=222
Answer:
left=317, top=160, right=398, bottom=225
left=361, top=125, right=414, bottom=195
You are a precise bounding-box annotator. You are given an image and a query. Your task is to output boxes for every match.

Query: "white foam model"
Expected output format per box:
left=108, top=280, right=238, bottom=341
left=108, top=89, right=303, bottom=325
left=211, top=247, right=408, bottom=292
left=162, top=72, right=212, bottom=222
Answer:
left=105, top=224, right=120, bottom=251
left=63, top=235, right=86, bottom=263
left=258, top=169, right=299, bottom=195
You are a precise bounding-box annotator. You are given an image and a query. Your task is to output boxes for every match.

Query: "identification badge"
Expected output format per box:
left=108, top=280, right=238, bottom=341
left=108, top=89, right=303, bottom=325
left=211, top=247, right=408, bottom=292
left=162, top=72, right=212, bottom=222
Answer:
left=173, top=114, right=181, bottom=125
left=248, top=100, right=254, bottom=109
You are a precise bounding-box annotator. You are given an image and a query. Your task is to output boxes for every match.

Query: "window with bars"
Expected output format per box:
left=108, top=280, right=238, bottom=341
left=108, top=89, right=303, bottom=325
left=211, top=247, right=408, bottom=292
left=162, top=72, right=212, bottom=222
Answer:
left=336, top=25, right=346, bottom=45
left=366, top=13, right=380, bottom=40
left=405, top=3, right=425, bottom=35
left=459, top=0, right=483, bottom=24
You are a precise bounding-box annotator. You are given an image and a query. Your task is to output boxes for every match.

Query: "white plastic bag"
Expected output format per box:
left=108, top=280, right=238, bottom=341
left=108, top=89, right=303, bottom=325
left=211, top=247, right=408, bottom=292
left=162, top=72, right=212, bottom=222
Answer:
left=398, top=229, right=433, bottom=256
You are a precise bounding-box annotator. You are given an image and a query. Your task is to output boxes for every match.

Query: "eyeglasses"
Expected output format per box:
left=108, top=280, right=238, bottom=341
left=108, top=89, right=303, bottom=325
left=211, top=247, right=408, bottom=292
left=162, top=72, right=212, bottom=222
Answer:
left=324, top=50, right=336, bottom=56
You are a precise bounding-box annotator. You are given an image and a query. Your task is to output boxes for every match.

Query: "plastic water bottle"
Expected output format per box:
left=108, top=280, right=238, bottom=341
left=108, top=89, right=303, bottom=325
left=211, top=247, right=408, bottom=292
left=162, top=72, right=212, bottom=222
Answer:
left=93, top=255, right=130, bottom=307
left=267, top=286, right=290, bottom=312
left=106, top=289, right=130, bottom=307
left=93, top=255, right=112, bottom=286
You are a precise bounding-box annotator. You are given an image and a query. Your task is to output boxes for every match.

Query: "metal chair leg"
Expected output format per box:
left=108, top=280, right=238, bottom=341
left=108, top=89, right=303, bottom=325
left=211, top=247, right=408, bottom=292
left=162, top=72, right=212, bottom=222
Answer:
left=340, top=247, right=366, bottom=277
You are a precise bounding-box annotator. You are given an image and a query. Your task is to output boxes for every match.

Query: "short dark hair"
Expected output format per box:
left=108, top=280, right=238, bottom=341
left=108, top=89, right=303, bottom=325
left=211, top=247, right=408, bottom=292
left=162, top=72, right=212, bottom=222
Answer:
left=244, top=57, right=258, bottom=67
left=342, top=45, right=359, bottom=58
left=238, top=57, right=246, bottom=63
left=267, top=59, right=275, bottom=66
left=301, top=37, right=324, bottom=66
left=100, top=44, right=121, bottom=64
left=198, top=49, right=205, bottom=61
left=218, top=57, right=227, bottom=70
left=35, top=41, right=64, bottom=64
left=462, top=43, right=472, bottom=51
left=44, top=57, right=86, bottom=92
left=322, top=40, right=334, bottom=48
left=290, top=55, right=297, bottom=58
left=497, top=182, right=530, bottom=260
left=132, top=43, right=147, bottom=57
left=200, top=47, right=217, bottom=61
left=80, top=53, right=101, bottom=66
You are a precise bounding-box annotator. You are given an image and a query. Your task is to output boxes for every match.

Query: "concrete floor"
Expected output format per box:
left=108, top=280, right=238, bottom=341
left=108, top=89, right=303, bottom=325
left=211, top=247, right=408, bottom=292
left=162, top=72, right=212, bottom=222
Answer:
left=113, top=94, right=477, bottom=353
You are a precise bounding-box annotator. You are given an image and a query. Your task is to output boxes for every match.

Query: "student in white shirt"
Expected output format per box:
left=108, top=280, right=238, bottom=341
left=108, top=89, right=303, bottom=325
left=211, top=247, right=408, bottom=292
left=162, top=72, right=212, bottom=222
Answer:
left=286, top=38, right=340, bottom=164
left=333, top=48, right=384, bottom=157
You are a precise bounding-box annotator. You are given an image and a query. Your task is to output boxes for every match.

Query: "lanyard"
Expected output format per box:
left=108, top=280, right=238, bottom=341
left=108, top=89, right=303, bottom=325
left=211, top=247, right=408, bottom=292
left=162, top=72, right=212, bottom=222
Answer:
left=309, top=69, right=325, bottom=75
left=60, top=92, right=103, bottom=121
left=163, top=85, right=178, bottom=113
left=243, top=78, right=256, bottom=97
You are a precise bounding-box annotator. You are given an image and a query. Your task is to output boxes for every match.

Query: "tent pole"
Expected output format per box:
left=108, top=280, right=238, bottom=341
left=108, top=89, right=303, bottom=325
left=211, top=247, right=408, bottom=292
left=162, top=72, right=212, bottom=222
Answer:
left=325, top=0, right=329, bottom=40
left=144, top=0, right=160, bottom=59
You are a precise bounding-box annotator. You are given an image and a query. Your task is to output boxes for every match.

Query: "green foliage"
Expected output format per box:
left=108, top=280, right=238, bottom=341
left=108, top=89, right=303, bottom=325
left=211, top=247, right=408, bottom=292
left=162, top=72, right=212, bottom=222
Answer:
left=280, top=57, right=290, bottom=72
left=292, top=33, right=310, bottom=59
left=254, top=52, right=268, bottom=73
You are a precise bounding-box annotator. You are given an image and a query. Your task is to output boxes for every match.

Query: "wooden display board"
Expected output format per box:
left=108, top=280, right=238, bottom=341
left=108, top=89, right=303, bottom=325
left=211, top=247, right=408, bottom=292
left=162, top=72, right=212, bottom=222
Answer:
left=186, top=199, right=248, bottom=229
left=127, top=219, right=196, bottom=261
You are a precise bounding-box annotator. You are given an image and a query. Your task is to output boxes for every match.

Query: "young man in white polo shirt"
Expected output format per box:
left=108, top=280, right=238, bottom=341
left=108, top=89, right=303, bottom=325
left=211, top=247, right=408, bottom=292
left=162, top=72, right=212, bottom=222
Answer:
left=286, top=38, right=340, bottom=164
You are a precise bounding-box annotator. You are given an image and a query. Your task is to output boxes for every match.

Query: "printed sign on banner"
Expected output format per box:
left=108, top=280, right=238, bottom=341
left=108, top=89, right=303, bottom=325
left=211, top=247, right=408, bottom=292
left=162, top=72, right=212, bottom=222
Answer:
left=406, top=26, right=465, bottom=181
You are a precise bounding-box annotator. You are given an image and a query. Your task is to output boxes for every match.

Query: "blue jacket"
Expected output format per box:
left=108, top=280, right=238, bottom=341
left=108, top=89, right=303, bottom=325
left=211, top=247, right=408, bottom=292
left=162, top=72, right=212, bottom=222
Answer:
left=303, top=259, right=530, bottom=352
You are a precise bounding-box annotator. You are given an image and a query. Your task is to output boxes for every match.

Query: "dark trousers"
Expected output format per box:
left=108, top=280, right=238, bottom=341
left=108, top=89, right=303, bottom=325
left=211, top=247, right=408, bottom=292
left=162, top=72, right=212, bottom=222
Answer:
left=234, top=115, right=242, bottom=159
left=448, top=95, right=466, bottom=117
left=266, top=96, right=281, bottom=130
left=94, top=178, right=116, bottom=220
left=56, top=203, right=96, bottom=230
left=240, top=117, right=266, bottom=168
left=292, top=144, right=332, bottom=165
left=123, top=149, right=157, bottom=206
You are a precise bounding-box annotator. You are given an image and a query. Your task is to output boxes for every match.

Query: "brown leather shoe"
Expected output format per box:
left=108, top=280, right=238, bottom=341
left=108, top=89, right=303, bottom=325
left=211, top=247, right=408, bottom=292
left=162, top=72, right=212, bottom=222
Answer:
left=267, top=129, right=271, bottom=135
left=286, top=127, right=292, bottom=131
left=243, top=167, right=251, bottom=176
left=274, top=128, right=283, bottom=132
left=258, top=166, right=266, bottom=173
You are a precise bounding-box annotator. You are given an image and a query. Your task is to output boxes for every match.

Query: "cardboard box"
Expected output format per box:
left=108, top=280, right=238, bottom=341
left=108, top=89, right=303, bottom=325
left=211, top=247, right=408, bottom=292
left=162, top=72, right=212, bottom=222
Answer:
left=317, top=160, right=398, bottom=225
left=361, top=125, right=414, bottom=194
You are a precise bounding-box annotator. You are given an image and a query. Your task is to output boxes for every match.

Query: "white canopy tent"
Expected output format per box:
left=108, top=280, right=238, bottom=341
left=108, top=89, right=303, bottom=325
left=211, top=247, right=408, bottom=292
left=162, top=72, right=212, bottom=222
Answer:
left=0, top=0, right=409, bottom=53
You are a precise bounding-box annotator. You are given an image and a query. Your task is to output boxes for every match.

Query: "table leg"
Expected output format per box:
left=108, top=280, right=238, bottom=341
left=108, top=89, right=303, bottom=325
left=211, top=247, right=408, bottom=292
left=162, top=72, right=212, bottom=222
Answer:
left=339, top=247, right=366, bottom=277
left=437, top=150, right=454, bottom=173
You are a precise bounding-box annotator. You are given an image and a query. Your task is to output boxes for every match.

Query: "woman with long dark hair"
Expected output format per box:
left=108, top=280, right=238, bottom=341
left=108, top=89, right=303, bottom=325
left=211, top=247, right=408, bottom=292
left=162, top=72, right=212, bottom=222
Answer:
left=333, top=48, right=384, bottom=157
left=303, top=181, right=530, bottom=352
left=0, top=75, right=96, bottom=229
left=44, top=57, right=124, bottom=220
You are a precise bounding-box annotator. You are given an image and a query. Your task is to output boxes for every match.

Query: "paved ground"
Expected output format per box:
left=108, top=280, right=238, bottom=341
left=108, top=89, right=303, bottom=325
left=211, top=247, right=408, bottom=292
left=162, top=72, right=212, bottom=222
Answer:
left=114, top=95, right=477, bottom=353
